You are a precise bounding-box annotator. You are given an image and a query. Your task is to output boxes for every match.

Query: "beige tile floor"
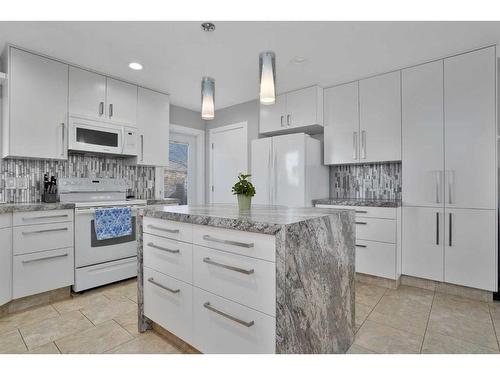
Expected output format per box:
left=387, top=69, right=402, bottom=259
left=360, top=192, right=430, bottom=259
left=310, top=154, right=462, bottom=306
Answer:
left=1, top=279, right=499, bottom=354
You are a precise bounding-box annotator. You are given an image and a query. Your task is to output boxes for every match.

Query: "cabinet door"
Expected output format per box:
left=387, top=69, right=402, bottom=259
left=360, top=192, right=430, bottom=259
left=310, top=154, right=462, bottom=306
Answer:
left=9, top=48, right=68, bottom=159
left=250, top=137, right=272, bottom=205
left=324, top=82, right=359, bottom=164
left=402, top=206, right=444, bottom=282
left=0, top=226, right=12, bottom=306
left=359, top=71, right=401, bottom=163
left=259, top=94, right=286, bottom=134
left=444, top=47, right=496, bottom=210
left=106, top=77, right=138, bottom=125
left=137, top=87, right=170, bottom=166
left=286, top=86, right=322, bottom=128
left=402, top=60, right=444, bottom=207
left=69, top=66, right=106, bottom=119
left=444, top=208, right=496, bottom=291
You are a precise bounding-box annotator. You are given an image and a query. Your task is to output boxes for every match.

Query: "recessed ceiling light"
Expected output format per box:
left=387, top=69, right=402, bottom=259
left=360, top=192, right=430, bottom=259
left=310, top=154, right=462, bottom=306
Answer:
left=129, top=62, right=143, bottom=70
left=291, top=56, right=307, bottom=65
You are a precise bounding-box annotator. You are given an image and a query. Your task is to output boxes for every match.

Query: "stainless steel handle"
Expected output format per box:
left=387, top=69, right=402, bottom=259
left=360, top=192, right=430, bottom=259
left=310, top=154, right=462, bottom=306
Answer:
left=22, top=214, right=69, bottom=221
left=140, top=135, right=144, bottom=162
left=355, top=210, right=367, bottom=214
left=147, top=277, right=180, bottom=294
left=148, top=242, right=179, bottom=254
left=76, top=207, right=142, bottom=215
left=447, top=171, right=454, bottom=205
left=202, top=234, right=254, bottom=248
left=147, top=225, right=179, bottom=234
left=448, top=213, right=452, bottom=247
left=355, top=221, right=367, bottom=225
left=280, top=115, right=284, bottom=127
left=22, top=253, right=68, bottom=264
left=355, top=244, right=367, bottom=248
left=22, top=227, right=68, bottom=235
left=203, top=302, right=254, bottom=327
left=109, top=103, right=114, bottom=118
left=203, top=257, right=254, bottom=275
left=353, top=132, right=358, bottom=159
left=60, top=123, right=65, bottom=157
left=99, top=101, right=104, bottom=116
left=436, top=212, right=439, bottom=245
left=435, top=171, right=441, bottom=204
left=361, top=130, right=366, bottom=159
left=286, top=114, right=291, bottom=126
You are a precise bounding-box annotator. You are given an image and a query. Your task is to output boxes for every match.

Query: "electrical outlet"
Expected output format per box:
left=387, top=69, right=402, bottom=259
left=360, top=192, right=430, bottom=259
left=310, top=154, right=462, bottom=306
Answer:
left=16, top=177, right=28, bottom=189
left=5, top=177, right=16, bottom=190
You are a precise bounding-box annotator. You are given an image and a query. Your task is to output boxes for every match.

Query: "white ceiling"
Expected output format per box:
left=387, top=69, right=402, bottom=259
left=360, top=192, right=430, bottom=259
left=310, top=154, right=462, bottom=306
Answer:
left=0, top=21, right=499, bottom=112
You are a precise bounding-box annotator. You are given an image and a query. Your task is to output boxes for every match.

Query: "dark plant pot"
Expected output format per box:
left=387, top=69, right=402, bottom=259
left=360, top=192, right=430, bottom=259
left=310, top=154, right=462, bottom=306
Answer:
left=237, top=195, right=252, bottom=211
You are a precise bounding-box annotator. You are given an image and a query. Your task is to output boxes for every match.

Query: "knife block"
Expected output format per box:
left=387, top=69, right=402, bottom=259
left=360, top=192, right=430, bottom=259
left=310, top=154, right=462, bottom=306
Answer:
left=42, top=192, right=57, bottom=203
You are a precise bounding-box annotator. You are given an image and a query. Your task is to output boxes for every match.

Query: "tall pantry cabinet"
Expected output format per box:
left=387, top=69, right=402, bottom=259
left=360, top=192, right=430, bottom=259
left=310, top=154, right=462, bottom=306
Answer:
left=402, top=46, right=497, bottom=291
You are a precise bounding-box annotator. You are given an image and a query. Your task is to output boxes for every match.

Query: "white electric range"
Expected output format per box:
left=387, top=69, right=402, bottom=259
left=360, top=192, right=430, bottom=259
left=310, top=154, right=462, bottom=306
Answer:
left=59, top=178, right=146, bottom=292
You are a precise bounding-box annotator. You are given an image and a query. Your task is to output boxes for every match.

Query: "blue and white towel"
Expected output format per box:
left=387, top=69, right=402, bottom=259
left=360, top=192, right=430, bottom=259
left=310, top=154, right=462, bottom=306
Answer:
left=95, top=207, right=132, bottom=240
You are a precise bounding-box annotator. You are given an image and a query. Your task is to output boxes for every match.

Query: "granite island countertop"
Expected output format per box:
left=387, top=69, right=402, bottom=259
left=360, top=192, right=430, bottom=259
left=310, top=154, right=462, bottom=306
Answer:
left=0, top=202, right=76, bottom=214
left=313, top=197, right=402, bottom=208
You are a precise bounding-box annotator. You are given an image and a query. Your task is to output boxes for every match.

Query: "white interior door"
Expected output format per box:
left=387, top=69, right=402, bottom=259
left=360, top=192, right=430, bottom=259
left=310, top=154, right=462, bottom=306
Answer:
left=209, top=123, right=248, bottom=204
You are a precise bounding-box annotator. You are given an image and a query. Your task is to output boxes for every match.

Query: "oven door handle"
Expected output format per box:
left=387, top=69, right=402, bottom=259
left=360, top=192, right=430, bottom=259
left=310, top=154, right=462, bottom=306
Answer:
left=76, top=207, right=143, bottom=215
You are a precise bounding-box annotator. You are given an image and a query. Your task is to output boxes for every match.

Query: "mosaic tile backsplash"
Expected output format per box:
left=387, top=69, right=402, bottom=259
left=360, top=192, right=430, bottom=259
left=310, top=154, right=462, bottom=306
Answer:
left=330, top=162, right=402, bottom=200
left=0, top=154, right=156, bottom=203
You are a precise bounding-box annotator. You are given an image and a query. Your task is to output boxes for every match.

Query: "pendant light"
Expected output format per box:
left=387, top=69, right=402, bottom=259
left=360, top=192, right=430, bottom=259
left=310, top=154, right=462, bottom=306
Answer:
left=259, top=51, right=276, bottom=105
left=201, top=77, right=215, bottom=120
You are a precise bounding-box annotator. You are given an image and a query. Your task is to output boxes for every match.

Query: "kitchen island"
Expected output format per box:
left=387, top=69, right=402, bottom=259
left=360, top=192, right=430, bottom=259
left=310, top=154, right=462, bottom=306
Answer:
left=137, top=204, right=355, bottom=354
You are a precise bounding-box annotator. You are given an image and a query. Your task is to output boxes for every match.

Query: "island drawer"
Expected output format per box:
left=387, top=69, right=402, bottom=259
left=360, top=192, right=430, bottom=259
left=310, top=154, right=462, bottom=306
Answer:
left=13, top=247, right=74, bottom=299
left=192, top=224, right=275, bottom=262
left=355, top=217, right=396, bottom=244
left=192, top=287, right=275, bottom=354
left=143, top=233, right=193, bottom=284
left=355, top=240, right=396, bottom=279
left=192, top=245, right=276, bottom=316
left=143, top=217, right=193, bottom=243
left=13, top=209, right=74, bottom=226
left=13, top=221, right=74, bottom=255
left=143, top=267, right=193, bottom=344
left=315, top=205, right=397, bottom=220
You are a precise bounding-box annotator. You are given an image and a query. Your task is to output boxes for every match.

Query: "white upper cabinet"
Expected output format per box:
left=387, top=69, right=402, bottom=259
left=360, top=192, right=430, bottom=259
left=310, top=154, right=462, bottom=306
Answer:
left=402, top=60, right=444, bottom=207
left=106, top=77, right=138, bottom=125
left=137, top=87, right=170, bottom=166
left=444, top=46, right=496, bottom=210
left=259, top=86, right=323, bottom=135
left=324, top=82, right=359, bottom=164
left=359, top=71, right=401, bottom=163
left=3, top=47, right=69, bottom=159
left=69, top=67, right=106, bottom=119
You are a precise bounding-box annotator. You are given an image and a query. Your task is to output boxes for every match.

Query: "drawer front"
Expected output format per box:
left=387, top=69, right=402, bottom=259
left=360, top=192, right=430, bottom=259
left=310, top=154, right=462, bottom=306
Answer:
left=356, top=240, right=396, bottom=279
left=143, top=217, right=192, bottom=243
left=143, top=233, right=193, bottom=283
left=13, top=247, right=74, bottom=298
left=0, top=213, right=12, bottom=229
left=193, top=287, right=275, bottom=354
left=315, top=205, right=397, bottom=220
left=355, top=217, right=396, bottom=243
left=193, top=245, right=276, bottom=316
left=144, top=267, right=193, bottom=344
left=13, top=221, right=74, bottom=255
left=13, top=209, right=74, bottom=226
left=192, top=224, right=275, bottom=262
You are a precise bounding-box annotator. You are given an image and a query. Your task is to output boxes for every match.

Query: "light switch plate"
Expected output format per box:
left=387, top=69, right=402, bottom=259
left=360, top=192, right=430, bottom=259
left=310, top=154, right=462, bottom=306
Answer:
left=16, top=177, right=28, bottom=189
left=5, top=177, right=16, bottom=190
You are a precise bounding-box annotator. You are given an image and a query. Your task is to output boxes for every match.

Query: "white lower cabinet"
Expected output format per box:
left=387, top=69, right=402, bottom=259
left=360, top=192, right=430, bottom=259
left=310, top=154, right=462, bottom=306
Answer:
left=143, top=267, right=193, bottom=344
left=0, top=215, right=13, bottom=306
left=192, top=287, right=275, bottom=354
left=13, top=221, right=74, bottom=255
left=356, top=240, right=396, bottom=279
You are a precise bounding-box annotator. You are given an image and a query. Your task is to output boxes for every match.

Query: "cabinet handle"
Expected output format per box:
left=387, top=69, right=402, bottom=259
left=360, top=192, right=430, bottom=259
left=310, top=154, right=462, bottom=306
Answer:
left=22, top=214, right=69, bottom=221
left=140, top=134, right=144, bottom=162
left=147, top=242, right=179, bottom=254
left=361, top=130, right=366, bottom=159
left=355, top=244, right=367, bottom=248
left=60, top=123, right=65, bottom=157
left=202, top=234, right=254, bottom=248
left=436, top=212, right=439, bottom=245
left=435, top=171, right=441, bottom=204
left=286, top=114, right=291, bottom=126
left=22, top=227, right=68, bottom=235
left=203, top=257, right=254, bottom=275
left=147, top=277, right=180, bottom=294
left=355, top=210, right=367, bottom=214
left=447, top=170, right=454, bottom=205
left=355, top=221, right=367, bottom=225
left=109, top=103, right=114, bottom=118
left=448, top=213, right=452, bottom=247
left=99, top=101, right=104, bottom=116
left=147, top=225, right=179, bottom=234
left=353, top=132, right=358, bottom=159
left=22, top=253, right=68, bottom=264
left=203, top=302, right=255, bottom=327
left=280, top=115, right=284, bottom=127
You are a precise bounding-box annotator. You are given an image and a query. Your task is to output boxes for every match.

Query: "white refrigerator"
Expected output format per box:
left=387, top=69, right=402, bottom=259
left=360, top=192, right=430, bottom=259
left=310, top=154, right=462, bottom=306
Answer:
left=251, top=133, right=329, bottom=207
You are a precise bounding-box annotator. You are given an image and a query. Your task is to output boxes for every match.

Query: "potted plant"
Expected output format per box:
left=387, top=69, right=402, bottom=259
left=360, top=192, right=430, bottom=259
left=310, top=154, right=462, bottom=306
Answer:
left=231, top=173, right=256, bottom=211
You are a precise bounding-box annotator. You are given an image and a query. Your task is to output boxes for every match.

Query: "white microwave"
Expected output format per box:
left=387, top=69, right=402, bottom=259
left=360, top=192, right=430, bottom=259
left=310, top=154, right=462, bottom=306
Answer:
left=68, top=116, right=138, bottom=156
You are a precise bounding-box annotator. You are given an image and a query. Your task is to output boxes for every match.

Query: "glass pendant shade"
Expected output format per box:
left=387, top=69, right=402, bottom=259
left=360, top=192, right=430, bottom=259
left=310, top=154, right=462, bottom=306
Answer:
left=259, top=51, right=276, bottom=105
left=201, top=77, right=215, bottom=120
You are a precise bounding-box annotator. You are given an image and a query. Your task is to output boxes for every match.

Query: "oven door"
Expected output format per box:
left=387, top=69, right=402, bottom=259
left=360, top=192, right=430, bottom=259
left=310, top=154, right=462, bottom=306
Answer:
left=75, top=206, right=142, bottom=268
left=69, top=116, right=123, bottom=155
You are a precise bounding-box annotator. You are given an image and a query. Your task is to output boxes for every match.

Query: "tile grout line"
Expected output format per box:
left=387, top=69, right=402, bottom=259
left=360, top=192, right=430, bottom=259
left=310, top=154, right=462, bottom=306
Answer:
left=418, top=290, right=436, bottom=354
left=78, top=309, right=96, bottom=327
left=52, top=340, right=63, bottom=354
left=17, top=328, right=29, bottom=352
left=488, top=304, right=500, bottom=351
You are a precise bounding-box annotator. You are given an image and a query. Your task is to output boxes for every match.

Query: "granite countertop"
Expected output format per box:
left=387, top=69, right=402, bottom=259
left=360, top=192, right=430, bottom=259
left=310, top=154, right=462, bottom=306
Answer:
left=141, top=204, right=353, bottom=235
left=0, top=202, right=75, bottom=213
left=313, top=198, right=402, bottom=208
left=145, top=198, right=179, bottom=205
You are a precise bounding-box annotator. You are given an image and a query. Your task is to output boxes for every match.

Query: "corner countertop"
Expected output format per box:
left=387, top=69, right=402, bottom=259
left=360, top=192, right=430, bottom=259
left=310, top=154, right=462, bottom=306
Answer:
left=141, top=204, right=353, bottom=235
left=313, top=198, right=402, bottom=208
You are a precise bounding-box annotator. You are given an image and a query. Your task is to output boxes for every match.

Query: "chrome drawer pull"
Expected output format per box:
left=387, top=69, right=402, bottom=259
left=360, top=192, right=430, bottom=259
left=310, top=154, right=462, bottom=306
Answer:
left=22, top=227, right=68, bottom=235
left=147, top=242, right=180, bottom=254
left=203, top=257, right=254, bottom=275
left=355, top=210, right=367, bottom=214
left=147, top=225, right=179, bottom=234
left=22, top=253, right=68, bottom=264
left=202, top=234, right=254, bottom=248
left=22, top=214, right=69, bottom=221
left=355, top=244, right=367, bottom=248
left=203, top=302, right=254, bottom=327
left=355, top=221, right=367, bottom=225
left=147, top=277, right=180, bottom=294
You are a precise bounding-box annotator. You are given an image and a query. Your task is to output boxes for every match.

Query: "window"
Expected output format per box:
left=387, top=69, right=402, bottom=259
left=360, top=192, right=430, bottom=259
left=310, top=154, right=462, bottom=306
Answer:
left=165, top=141, right=189, bottom=205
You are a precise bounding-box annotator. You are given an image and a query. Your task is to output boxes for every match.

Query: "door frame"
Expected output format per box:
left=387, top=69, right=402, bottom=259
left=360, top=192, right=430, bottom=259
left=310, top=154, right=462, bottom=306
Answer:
left=208, top=122, right=248, bottom=204
left=158, top=124, right=205, bottom=204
